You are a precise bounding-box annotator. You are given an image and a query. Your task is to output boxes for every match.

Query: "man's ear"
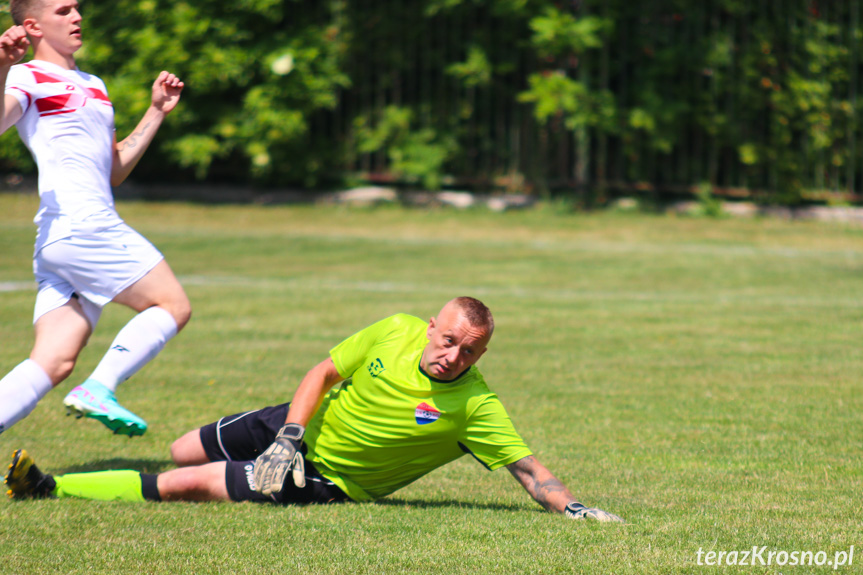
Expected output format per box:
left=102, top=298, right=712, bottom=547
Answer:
left=22, top=18, right=42, bottom=39
left=426, top=316, right=436, bottom=339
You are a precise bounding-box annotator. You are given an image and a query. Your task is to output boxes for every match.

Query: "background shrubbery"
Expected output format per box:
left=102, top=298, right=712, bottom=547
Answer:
left=1, top=0, right=860, bottom=204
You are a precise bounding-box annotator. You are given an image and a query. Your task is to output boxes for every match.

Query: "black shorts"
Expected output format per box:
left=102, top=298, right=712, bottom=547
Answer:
left=199, top=402, right=350, bottom=505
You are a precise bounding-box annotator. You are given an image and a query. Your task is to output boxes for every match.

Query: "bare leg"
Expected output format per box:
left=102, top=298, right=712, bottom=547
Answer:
left=66, top=260, right=192, bottom=434
left=31, top=298, right=92, bottom=385
left=0, top=300, right=91, bottom=434
left=86, top=259, right=192, bottom=390
left=157, top=462, right=230, bottom=501
left=112, top=259, right=191, bottom=328
left=171, top=428, right=211, bottom=467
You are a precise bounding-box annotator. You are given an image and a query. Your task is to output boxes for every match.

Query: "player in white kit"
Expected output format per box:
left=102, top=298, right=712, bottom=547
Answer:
left=0, top=0, right=191, bottom=437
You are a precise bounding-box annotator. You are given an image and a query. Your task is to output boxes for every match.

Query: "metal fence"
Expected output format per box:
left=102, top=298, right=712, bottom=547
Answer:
left=311, top=0, right=863, bottom=202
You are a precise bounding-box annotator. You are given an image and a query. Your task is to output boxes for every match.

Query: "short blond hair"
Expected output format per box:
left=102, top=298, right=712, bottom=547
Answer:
left=450, top=296, right=494, bottom=333
left=10, top=0, right=45, bottom=25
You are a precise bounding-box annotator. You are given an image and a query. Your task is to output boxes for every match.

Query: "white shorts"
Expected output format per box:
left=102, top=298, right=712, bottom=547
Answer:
left=32, top=222, right=164, bottom=328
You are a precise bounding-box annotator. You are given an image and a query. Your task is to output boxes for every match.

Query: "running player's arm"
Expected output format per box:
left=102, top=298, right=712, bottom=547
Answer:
left=0, top=25, right=28, bottom=134
left=283, top=357, right=345, bottom=426
left=506, top=455, right=575, bottom=514
left=111, top=71, right=184, bottom=186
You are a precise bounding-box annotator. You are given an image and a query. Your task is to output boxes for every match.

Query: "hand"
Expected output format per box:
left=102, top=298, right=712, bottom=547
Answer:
left=150, top=70, right=184, bottom=115
left=252, top=423, right=306, bottom=497
left=0, top=26, right=29, bottom=68
left=565, top=501, right=625, bottom=523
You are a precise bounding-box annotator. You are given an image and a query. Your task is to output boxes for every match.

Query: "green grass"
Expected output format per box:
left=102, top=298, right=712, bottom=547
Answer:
left=0, top=194, right=861, bottom=574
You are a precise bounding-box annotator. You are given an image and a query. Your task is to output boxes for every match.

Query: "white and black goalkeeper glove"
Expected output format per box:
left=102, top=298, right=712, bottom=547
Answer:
left=253, top=423, right=306, bottom=496
left=565, top=501, right=624, bottom=523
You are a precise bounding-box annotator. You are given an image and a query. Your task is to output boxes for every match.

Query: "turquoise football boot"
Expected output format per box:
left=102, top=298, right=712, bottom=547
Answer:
left=63, top=379, right=147, bottom=437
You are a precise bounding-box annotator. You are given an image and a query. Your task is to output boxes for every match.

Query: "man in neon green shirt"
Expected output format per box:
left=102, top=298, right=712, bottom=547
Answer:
left=6, top=297, right=623, bottom=522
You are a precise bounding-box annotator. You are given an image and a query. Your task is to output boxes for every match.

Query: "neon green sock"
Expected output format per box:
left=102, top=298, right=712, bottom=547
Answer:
left=54, top=470, right=146, bottom=502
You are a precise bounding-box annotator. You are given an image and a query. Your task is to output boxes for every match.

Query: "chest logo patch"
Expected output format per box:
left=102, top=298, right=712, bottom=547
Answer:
left=367, top=358, right=386, bottom=378
left=415, top=402, right=441, bottom=425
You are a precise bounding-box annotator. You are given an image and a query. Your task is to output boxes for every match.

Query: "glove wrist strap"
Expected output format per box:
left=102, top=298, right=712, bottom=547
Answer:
left=277, top=423, right=305, bottom=443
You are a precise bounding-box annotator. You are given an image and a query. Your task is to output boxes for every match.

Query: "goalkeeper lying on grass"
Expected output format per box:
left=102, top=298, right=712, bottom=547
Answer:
left=5, top=297, right=623, bottom=523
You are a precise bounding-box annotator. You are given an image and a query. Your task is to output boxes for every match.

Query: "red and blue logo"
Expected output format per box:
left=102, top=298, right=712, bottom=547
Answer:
left=415, top=402, right=441, bottom=425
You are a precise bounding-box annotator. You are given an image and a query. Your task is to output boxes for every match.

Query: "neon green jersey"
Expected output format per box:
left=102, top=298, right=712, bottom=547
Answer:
left=305, top=313, right=532, bottom=502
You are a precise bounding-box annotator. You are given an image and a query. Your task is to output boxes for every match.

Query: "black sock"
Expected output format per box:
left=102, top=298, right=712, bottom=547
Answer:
left=140, top=473, right=162, bottom=501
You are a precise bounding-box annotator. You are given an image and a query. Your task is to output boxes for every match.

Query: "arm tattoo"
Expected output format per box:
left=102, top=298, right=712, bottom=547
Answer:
left=509, top=456, right=572, bottom=512
left=118, top=121, right=153, bottom=152
left=526, top=475, right=568, bottom=511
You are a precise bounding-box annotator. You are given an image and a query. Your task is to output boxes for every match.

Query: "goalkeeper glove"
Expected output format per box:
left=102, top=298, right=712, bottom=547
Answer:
left=253, top=423, right=306, bottom=496
left=565, top=501, right=624, bottom=523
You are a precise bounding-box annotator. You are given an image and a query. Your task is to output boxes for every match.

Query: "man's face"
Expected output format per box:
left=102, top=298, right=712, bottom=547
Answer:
left=420, top=303, right=491, bottom=381
left=27, top=0, right=82, bottom=54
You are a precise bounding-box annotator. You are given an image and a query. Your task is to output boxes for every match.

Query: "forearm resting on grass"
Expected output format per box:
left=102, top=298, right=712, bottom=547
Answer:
left=506, top=455, right=576, bottom=514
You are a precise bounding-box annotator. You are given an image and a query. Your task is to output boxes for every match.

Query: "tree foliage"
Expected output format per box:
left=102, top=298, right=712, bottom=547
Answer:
left=0, top=0, right=860, bottom=203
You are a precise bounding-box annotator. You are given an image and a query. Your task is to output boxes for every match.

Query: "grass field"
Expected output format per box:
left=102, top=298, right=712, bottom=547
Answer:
left=0, top=193, right=861, bottom=574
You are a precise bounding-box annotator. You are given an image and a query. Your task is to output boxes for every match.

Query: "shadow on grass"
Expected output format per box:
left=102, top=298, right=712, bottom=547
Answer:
left=374, top=497, right=531, bottom=513
left=56, top=458, right=174, bottom=475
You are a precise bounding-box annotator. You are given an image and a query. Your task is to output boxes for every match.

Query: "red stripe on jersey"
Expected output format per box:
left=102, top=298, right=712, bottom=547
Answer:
left=85, top=88, right=110, bottom=103
left=41, top=109, right=77, bottom=117
left=36, top=94, right=73, bottom=113
left=22, top=64, right=113, bottom=113
left=7, top=86, right=32, bottom=109
left=27, top=68, right=67, bottom=85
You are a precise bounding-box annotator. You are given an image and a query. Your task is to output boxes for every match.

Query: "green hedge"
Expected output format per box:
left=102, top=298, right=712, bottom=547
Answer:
left=1, top=0, right=860, bottom=204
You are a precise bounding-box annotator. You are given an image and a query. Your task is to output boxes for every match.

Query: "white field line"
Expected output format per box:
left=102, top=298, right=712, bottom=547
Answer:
left=178, top=275, right=863, bottom=308
left=3, top=275, right=861, bottom=308
left=124, top=225, right=863, bottom=261
left=0, top=281, right=35, bottom=292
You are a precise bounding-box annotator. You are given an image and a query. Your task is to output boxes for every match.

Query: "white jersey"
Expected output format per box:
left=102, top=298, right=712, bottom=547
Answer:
left=5, top=60, right=122, bottom=253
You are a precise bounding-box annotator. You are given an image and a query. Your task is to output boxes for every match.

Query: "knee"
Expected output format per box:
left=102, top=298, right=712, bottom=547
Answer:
left=51, top=358, right=77, bottom=384
left=168, top=296, right=192, bottom=332
left=154, top=298, right=191, bottom=333
left=30, top=356, right=77, bottom=386
left=169, top=439, right=186, bottom=466
left=170, top=429, right=208, bottom=467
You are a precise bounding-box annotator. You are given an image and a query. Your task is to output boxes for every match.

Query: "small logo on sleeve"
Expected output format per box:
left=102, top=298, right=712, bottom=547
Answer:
left=415, top=402, right=441, bottom=425
left=368, top=358, right=386, bottom=378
